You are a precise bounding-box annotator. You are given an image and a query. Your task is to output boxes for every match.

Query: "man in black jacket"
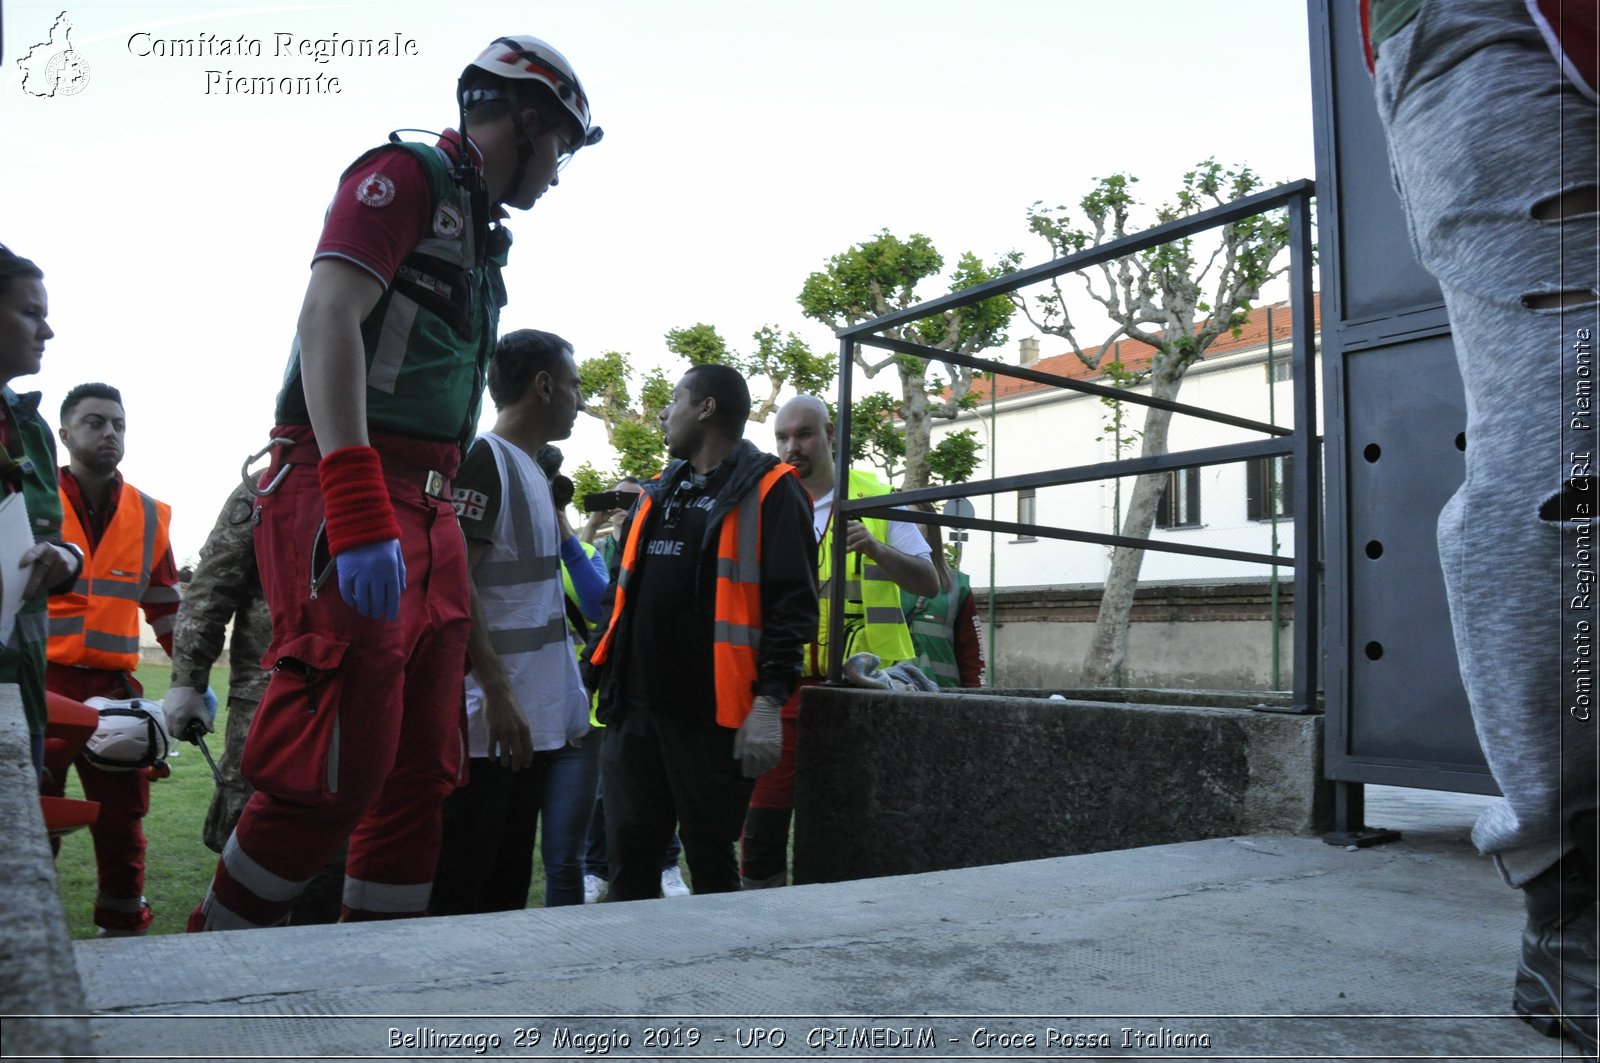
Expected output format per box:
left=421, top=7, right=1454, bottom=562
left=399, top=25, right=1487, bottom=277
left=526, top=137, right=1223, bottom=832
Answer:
left=585, top=365, right=816, bottom=900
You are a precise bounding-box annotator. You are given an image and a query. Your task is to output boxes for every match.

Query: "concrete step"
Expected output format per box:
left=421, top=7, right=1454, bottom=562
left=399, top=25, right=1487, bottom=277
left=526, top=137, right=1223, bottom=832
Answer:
left=65, top=787, right=1563, bottom=1061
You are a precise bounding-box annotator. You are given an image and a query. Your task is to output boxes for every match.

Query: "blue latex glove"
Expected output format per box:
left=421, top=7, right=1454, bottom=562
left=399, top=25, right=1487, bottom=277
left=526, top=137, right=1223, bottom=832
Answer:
left=203, top=687, right=219, bottom=719
left=336, top=538, right=407, bottom=621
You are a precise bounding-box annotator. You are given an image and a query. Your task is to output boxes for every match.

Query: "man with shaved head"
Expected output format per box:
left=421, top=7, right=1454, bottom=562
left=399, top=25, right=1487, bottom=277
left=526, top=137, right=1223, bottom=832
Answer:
left=740, top=395, right=938, bottom=889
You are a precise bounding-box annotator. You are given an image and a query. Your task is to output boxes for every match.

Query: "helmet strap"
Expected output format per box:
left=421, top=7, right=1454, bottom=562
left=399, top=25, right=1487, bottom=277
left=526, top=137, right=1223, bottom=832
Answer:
left=454, top=74, right=496, bottom=266
left=454, top=74, right=474, bottom=185
left=503, top=102, right=537, bottom=208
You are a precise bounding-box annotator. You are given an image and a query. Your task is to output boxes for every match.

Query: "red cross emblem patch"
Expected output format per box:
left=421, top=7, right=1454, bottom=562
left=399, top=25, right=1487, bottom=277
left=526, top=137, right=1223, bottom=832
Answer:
left=355, top=172, right=396, bottom=208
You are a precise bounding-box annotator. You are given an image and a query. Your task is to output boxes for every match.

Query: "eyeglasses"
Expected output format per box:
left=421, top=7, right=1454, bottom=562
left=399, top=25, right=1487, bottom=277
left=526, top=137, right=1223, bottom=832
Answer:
left=551, top=128, right=582, bottom=173
left=659, top=478, right=700, bottom=531
left=528, top=111, right=601, bottom=177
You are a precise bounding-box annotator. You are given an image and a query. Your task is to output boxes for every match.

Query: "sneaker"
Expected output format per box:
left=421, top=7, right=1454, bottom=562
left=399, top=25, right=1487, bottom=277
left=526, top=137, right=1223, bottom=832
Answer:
left=740, top=870, right=787, bottom=890
left=582, top=874, right=607, bottom=905
left=95, top=896, right=152, bottom=937
left=660, top=865, right=690, bottom=898
left=95, top=925, right=147, bottom=939
left=1513, top=850, right=1598, bottom=1055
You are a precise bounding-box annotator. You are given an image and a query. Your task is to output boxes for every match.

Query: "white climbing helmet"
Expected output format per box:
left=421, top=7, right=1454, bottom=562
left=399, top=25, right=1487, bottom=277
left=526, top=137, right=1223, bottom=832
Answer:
left=463, top=35, right=602, bottom=148
left=83, top=698, right=171, bottom=772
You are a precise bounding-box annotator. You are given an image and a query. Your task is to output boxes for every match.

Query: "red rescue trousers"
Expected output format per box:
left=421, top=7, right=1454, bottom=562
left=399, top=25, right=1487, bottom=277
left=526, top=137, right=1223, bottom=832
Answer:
left=43, top=664, right=152, bottom=933
left=740, top=677, right=819, bottom=885
left=192, top=428, right=469, bottom=930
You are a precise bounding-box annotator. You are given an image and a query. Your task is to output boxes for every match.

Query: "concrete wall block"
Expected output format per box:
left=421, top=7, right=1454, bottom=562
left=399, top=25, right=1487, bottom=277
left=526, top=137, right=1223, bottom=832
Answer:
left=0, top=685, right=93, bottom=1057
left=973, top=580, right=1298, bottom=691
left=793, top=688, right=1329, bottom=885
left=990, top=619, right=1295, bottom=691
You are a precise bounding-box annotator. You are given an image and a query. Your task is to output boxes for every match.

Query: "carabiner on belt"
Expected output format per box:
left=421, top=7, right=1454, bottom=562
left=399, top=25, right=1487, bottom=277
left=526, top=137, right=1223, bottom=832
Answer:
left=241, top=436, right=297, bottom=497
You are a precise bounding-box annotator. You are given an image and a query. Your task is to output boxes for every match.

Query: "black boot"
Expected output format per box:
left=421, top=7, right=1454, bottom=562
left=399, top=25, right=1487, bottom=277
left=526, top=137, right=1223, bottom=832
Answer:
left=1514, top=830, right=1598, bottom=1056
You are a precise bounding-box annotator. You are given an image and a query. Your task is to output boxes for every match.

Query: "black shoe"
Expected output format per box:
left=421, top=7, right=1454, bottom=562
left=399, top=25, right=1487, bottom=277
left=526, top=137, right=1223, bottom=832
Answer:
left=1513, top=849, right=1598, bottom=1056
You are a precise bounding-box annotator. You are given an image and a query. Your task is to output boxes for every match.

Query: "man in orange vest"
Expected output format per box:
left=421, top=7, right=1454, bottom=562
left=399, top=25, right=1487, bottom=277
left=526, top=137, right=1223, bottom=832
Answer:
left=44, top=381, right=181, bottom=935
left=585, top=365, right=817, bottom=901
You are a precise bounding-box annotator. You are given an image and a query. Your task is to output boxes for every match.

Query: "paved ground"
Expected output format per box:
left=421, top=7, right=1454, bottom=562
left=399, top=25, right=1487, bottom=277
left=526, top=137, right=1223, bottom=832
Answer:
left=59, top=785, right=1586, bottom=1062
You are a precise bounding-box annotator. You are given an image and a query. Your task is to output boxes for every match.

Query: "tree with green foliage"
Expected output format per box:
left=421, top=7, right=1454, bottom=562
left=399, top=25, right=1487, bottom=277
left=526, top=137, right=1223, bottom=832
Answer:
left=1015, top=159, right=1291, bottom=686
left=664, top=323, right=835, bottom=424
left=847, top=391, right=983, bottom=487
left=569, top=462, right=619, bottom=518
left=573, top=324, right=835, bottom=496
left=798, top=230, right=1013, bottom=490
left=576, top=349, right=675, bottom=482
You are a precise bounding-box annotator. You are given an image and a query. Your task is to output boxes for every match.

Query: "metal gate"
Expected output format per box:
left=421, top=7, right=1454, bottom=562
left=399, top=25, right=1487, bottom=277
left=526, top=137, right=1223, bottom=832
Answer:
left=1307, top=0, right=1495, bottom=814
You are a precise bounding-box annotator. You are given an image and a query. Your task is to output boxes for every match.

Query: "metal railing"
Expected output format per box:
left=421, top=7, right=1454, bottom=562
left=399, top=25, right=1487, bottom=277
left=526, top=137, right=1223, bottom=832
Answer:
left=826, top=179, right=1320, bottom=712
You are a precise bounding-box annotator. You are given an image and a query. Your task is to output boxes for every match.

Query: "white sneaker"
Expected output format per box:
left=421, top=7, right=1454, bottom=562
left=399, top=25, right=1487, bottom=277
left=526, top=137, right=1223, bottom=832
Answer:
left=660, top=865, right=690, bottom=898
left=582, top=873, right=607, bottom=905
left=95, top=925, right=147, bottom=938
left=96, top=897, right=151, bottom=936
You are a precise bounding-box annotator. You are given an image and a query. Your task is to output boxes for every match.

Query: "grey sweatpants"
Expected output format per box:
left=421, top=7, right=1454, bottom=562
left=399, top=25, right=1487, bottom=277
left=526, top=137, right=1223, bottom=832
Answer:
left=1373, top=0, right=1598, bottom=887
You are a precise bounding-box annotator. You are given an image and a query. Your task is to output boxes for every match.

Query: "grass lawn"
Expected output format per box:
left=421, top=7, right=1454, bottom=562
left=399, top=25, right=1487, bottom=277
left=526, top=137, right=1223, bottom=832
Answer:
left=53, top=663, right=553, bottom=937
left=52, top=665, right=771, bottom=937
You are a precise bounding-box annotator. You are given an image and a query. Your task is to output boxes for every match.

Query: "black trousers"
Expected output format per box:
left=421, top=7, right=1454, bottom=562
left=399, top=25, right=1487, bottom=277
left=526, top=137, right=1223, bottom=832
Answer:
left=600, top=705, right=753, bottom=901
left=431, top=748, right=600, bottom=914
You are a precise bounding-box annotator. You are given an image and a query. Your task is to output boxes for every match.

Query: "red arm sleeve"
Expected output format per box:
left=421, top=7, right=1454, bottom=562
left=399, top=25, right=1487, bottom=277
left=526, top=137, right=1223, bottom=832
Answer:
left=954, top=586, right=984, bottom=688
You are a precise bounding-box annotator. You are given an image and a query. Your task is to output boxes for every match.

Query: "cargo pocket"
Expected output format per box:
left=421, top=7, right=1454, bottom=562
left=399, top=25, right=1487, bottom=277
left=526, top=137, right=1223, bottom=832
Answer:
left=240, top=632, right=349, bottom=803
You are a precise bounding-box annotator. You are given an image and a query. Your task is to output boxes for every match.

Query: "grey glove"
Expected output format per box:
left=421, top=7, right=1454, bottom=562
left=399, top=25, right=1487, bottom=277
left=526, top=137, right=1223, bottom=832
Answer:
left=163, top=685, right=214, bottom=740
left=734, top=694, right=784, bottom=779
left=842, top=652, right=890, bottom=689
left=882, top=661, right=940, bottom=692
left=843, top=652, right=939, bottom=693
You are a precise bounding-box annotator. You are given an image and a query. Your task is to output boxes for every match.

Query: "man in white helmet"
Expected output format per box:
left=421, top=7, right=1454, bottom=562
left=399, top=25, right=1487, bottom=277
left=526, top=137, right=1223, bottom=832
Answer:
left=192, top=36, right=601, bottom=931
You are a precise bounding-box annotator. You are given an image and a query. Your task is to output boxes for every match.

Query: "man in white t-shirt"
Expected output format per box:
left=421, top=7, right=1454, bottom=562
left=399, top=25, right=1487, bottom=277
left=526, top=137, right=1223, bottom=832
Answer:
left=741, top=394, right=938, bottom=888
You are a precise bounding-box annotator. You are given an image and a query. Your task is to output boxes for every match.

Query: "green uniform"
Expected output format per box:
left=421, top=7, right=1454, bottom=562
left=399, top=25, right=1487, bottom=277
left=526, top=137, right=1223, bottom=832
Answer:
left=0, top=386, right=66, bottom=742
left=902, top=569, right=973, bottom=689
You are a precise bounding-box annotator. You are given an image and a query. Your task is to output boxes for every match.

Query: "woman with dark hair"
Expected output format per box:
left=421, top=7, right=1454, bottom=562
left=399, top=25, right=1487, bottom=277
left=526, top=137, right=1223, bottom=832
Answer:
left=0, top=245, right=85, bottom=773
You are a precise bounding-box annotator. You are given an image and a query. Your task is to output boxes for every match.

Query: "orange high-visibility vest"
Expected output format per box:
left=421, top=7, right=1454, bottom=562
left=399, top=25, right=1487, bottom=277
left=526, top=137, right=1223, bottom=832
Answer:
left=48, top=483, right=173, bottom=672
left=591, top=463, right=796, bottom=728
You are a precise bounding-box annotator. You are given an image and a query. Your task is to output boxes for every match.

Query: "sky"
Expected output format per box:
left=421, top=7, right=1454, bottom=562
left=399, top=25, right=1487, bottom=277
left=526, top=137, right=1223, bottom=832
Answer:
left=1, top=0, right=1316, bottom=562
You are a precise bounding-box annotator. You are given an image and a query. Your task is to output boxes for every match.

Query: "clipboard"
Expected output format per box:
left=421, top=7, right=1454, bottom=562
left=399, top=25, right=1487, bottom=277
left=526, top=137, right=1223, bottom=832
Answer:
left=0, top=492, right=36, bottom=646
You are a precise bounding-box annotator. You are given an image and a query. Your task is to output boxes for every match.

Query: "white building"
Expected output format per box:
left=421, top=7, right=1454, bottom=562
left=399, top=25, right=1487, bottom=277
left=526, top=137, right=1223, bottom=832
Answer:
left=932, top=295, right=1321, bottom=594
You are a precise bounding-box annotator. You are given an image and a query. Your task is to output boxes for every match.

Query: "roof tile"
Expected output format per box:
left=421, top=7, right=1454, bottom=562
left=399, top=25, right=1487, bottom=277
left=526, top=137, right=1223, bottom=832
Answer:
left=966, top=292, right=1322, bottom=402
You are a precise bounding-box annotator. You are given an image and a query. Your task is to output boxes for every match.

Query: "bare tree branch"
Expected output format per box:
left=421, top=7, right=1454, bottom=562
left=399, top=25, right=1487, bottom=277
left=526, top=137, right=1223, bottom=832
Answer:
left=1017, top=163, right=1294, bottom=684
